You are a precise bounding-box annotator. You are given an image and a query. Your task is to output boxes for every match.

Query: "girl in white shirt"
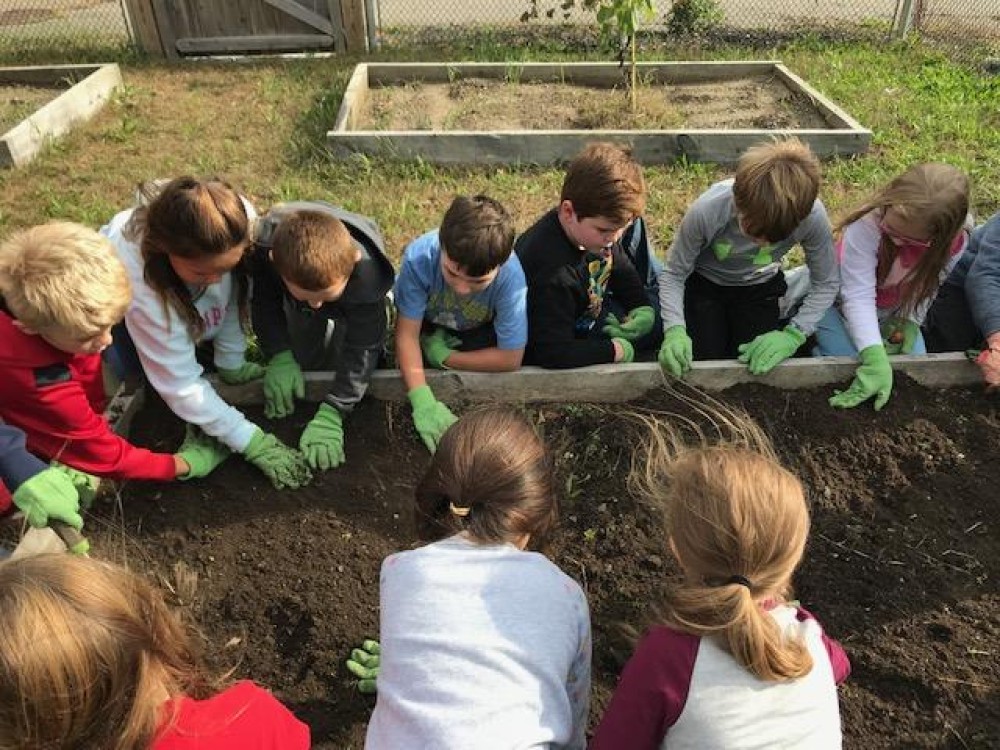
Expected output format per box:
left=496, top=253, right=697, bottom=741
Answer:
left=102, top=177, right=311, bottom=490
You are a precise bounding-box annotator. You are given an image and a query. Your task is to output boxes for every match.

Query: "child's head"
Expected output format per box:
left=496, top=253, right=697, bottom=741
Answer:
left=559, top=142, right=646, bottom=252
left=0, top=554, right=208, bottom=750
left=733, top=138, right=821, bottom=244
left=414, top=409, right=557, bottom=549
left=438, top=195, right=515, bottom=295
left=0, top=221, right=130, bottom=354
left=634, top=410, right=813, bottom=682
left=269, top=209, right=358, bottom=308
left=131, top=176, right=252, bottom=338
left=838, top=163, right=969, bottom=316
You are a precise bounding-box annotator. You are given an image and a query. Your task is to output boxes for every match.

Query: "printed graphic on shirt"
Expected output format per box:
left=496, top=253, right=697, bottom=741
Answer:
left=33, top=363, right=72, bottom=388
left=425, top=288, right=493, bottom=331
left=580, top=248, right=614, bottom=330
left=712, top=240, right=732, bottom=261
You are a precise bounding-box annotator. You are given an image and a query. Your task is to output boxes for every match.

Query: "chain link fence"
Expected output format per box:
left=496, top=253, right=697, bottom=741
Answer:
left=0, top=0, right=132, bottom=61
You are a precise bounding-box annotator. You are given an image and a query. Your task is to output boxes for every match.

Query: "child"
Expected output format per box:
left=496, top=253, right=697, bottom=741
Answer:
left=0, top=553, right=309, bottom=748
left=516, top=141, right=659, bottom=369
left=251, top=201, right=395, bottom=471
left=658, top=138, right=839, bottom=376
left=366, top=409, right=591, bottom=750
left=394, top=195, right=525, bottom=452
left=0, top=222, right=230, bottom=487
left=101, top=178, right=311, bottom=490
left=591, top=414, right=850, bottom=750
left=817, top=164, right=970, bottom=410
left=0, top=421, right=83, bottom=529
left=923, top=211, right=1000, bottom=387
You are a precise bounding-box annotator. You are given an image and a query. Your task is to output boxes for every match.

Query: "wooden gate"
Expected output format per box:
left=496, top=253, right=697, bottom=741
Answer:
left=125, top=0, right=369, bottom=58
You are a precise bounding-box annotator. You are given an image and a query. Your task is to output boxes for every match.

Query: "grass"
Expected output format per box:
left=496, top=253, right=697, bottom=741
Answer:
left=0, top=33, right=996, bottom=261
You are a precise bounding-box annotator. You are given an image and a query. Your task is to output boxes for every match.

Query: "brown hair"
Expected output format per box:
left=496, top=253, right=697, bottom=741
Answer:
left=126, top=177, right=252, bottom=340
left=561, top=142, right=647, bottom=225
left=632, top=404, right=813, bottom=682
left=414, top=409, right=558, bottom=549
left=0, top=554, right=212, bottom=750
left=733, top=138, right=821, bottom=243
left=439, top=195, right=516, bottom=278
left=836, top=163, right=969, bottom=317
left=270, top=209, right=357, bottom=291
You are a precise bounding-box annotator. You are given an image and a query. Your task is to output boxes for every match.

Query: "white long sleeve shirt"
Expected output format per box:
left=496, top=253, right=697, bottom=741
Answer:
left=101, top=206, right=258, bottom=452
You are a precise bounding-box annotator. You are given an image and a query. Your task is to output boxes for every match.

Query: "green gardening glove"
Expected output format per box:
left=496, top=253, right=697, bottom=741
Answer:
left=613, top=337, right=635, bottom=363
left=658, top=325, right=693, bottom=377
left=346, top=639, right=380, bottom=695
left=408, top=385, right=458, bottom=453
left=49, top=462, right=100, bottom=510
left=243, top=429, right=313, bottom=490
left=217, top=361, right=266, bottom=385
left=264, top=350, right=305, bottom=419
left=12, top=467, right=84, bottom=530
left=602, top=305, right=656, bottom=341
left=420, top=327, right=461, bottom=369
left=738, top=325, right=807, bottom=375
left=300, top=403, right=345, bottom=471
left=880, top=317, right=921, bottom=355
left=177, top=424, right=231, bottom=479
left=829, top=344, right=893, bottom=411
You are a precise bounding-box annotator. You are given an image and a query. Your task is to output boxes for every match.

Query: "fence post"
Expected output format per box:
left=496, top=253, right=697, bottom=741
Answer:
left=122, top=0, right=164, bottom=56
left=341, top=0, right=369, bottom=52
left=893, top=0, right=915, bottom=38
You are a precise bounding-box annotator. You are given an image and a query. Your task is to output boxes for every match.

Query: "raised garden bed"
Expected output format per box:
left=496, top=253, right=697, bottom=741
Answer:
left=0, top=64, right=122, bottom=168
left=328, top=61, right=871, bottom=165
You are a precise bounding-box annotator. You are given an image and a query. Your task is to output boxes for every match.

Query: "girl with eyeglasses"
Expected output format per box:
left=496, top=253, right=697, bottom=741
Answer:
left=815, top=163, right=971, bottom=410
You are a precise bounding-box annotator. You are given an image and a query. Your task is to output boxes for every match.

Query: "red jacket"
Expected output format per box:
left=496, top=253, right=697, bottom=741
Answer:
left=0, top=309, right=176, bottom=481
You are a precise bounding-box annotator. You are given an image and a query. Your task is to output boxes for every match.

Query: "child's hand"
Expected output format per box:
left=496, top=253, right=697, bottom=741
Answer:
left=971, top=347, right=1000, bottom=389
left=217, top=361, right=266, bottom=385
left=408, top=385, right=458, bottom=453
left=243, top=429, right=313, bottom=489
left=602, top=305, right=656, bottom=341
left=737, top=325, right=806, bottom=375
left=12, top=466, right=84, bottom=530
left=658, top=325, right=692, bottom=377
left=346, top=639, right=380, bottom=694
left=880, top=318, right=920, bottom=355
left=612, top=337, right=634, bottom=363
left=299, top=403, right=345, bottom=471
left=420, top=328, right=461, bottom=369
left=49, top=462, right=100, bottom=510
left=176, top=424, right=231, bottom=479
left=263, top=350, right=305, bottom=419
left=829, top=344, right=893, bottom=411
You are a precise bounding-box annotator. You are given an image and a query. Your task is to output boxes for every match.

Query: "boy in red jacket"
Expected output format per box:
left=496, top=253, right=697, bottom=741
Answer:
left=0, top=222, right=226, bottom=488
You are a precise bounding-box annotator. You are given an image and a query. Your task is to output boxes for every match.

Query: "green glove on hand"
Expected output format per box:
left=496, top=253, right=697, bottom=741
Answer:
left=738, top=325, right=807, bottom=375
left=829, top=344, right=893, bottom=411
left=12, top=467, right=84, bottom=530
left=177, top=424, right=231, bottom=479
left=49, top=462, right=100, bottom=510
left=880, top=317, right=921, bottom=355
left=217, top=361, right=266, bottom=385
left=264, top=350, right=305, bottom=419
left=658, top=325, right=693, bottom=377
left=602, top=305, right=656, bottom=341
left=243, top=429, right=313, bottom=490
left=420, top=328, right=461, bottom=369
left=300, top=403, right=345, bottom=471
left=612, top=337, right=635, bottom=363
left=408, top=385, right=458, bottom=453
left=346, top=639, right=380, bottom=695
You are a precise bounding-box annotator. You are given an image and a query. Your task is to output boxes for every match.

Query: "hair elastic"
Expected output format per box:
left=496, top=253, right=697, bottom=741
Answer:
left=449, top=502, right=471, bottom=518
left=726, top=575, right=753, bottom=589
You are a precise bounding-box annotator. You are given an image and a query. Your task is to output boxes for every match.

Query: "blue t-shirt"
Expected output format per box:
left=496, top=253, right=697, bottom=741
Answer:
left=394, top=230, right=528, bottom=350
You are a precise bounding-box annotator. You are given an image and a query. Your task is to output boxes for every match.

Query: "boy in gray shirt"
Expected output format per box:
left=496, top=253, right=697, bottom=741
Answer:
left=658, top=139, right=839, bottom=376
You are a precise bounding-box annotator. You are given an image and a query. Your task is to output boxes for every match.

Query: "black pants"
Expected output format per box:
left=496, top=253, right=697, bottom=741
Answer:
left=685, top=271, right=787, bottom=360
left=922, top=282, right=983, bottom=352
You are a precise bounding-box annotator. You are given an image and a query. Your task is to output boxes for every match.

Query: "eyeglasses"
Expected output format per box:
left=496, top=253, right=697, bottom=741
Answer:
left=879, top=219, right=933, bottom=250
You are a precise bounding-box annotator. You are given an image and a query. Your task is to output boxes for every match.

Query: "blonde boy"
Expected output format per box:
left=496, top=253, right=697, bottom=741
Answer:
left=250, top=202, right=394, bottom=471
left=0, top=222, right=222, bottom=483
left=658, top=138, right=839, bottom=376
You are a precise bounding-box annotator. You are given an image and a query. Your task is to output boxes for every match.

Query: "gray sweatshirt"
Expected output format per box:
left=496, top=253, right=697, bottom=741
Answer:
left=366, top=535, right=591, bottom=750
left=658, top=179, right=839, bottom=335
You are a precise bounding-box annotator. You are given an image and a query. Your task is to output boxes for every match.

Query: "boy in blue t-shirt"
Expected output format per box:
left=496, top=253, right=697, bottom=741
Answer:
left=394, top=195, right=525, bottom=453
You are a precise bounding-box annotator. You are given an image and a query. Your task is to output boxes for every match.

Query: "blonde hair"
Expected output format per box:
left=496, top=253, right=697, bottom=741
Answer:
left=270, top=209, right=357, bottom=291
left=0, top=221, right=131, bottom=339
left=632, top=398, right=812, bottom=681
left=561, top=142, right=647, bottom=225
left=733, top=138, right=821, bottom=243
left=836, top=163, right=969, bottom=317
left=0, top=554, right=212, bottom=750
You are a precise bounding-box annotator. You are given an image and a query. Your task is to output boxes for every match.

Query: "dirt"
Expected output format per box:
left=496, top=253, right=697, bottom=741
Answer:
left=0, top=83, right=61, bottom=133
left=361, top=74, right=832, bottom=132
left=29, top=378, right=1000, bottom=749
